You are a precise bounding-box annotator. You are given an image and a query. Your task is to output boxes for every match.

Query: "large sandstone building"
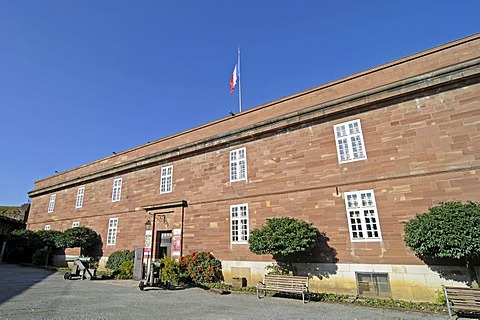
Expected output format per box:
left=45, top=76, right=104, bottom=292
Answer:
left=28, top=34, right=480, bottom=301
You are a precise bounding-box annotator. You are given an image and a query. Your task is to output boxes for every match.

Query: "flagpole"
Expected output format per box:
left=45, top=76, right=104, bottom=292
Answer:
left=237, top=46, right=242, bottom=112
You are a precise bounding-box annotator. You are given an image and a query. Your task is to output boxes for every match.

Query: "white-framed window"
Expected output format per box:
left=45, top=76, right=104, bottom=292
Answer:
left=160, top=165, right=173, bottom=194
left=107, top=218, right=118, bottom=246
left=48, top=194, right=56, bottom=213
left=111, top=178, right=122, bottom=202
left=344, top=190, right=382, bottom=242
left=230, top=147, right=247, bottom=182
left=334, top=119, right=367, bottom=163
left=230, top=204, right=249, bottom=244
left=72, top=221, right=80, bottom=228
left=75, top=187, right=85, bottom=208
left=44, top=225, right=51, bottom=231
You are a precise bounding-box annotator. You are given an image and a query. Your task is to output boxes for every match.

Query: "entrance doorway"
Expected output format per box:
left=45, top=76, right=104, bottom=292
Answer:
left=155, top=231, right=172, bottom=259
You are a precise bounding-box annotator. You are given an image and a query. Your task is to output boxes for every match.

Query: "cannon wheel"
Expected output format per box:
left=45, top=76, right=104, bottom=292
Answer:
left=64, top=272, right=72, bottom=280
left=139, top=281, right=145, bottom=291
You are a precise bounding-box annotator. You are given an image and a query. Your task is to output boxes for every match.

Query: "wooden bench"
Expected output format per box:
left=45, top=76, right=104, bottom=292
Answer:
left=444, top=286, right=480, bottom=320
left=257, top=274, right=310, bottom=303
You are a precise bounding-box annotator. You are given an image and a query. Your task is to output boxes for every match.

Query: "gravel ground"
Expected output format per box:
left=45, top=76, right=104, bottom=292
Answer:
left=0, top=263, right=448, bottom=320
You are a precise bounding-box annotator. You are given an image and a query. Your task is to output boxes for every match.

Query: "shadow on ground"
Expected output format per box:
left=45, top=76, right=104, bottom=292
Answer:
left=0, top=263, right=55, bottom=304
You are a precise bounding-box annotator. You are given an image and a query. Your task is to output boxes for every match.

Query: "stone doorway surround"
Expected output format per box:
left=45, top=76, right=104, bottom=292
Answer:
left=142, top=200, right=188, bottom=259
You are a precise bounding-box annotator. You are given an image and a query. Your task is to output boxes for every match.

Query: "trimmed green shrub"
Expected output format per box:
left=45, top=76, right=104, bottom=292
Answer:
left=404, top=201, right=480, bottom=287
left=106, top=250, right=135, bottom=274
left=249, top=217, right=318, bottom=272
left=159, top=256, right=180, bottom=284
left=116, top=259, right=134, bottom=279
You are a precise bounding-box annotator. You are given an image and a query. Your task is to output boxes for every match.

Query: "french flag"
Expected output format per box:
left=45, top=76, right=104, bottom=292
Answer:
left=230, top=65, right=237, bottom=94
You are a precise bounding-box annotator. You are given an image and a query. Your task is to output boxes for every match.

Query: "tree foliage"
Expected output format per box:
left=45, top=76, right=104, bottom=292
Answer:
left=35, top=230, right=64, bottom=266
left=7, top=229, right=62, bottom=264
left=404, top=201, right=480, bottom=260
left=249, top=217, right=319, bottom=272
left=5, top=226, right=102, bottom=264
left=61, top=227, right=102, bottom=256
left=404, top=201, right=480, bottom=287
left=7, top=229, right=43, bottom=250
left=36, top=230, right=64, bottom=248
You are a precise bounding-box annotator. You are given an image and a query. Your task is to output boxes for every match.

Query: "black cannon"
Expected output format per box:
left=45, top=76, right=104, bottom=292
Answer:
left=64, top=258, right=95, bottom=280
left=138, top=262, right=168, bottom=291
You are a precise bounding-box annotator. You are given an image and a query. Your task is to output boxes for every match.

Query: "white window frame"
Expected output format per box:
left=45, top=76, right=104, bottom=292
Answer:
left=160, top=165, right=173, bottom=194
left=75, top=187, right=85, bottom=208
left=230, top=147, right=247, bottom=182
left=230, top=204, right=249, bottom=244
left=111, top=178, right=122, bottom=202
left=107, top=218, right=118, bottom=246
left=344, top=190, right=382, bottom=242
left=334, top=119, right=367, bottom=164
left=72, top=221, right=80, bottom=228
left=48, top=194, right=56, bottom=213
left=44, top=225, right=51, bottom=231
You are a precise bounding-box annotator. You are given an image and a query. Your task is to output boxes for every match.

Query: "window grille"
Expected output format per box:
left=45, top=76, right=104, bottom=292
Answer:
left=344, top=190, right=382, bottom=241
left=107, top=218, right=118, bottom=245
left=334, top=119, right=367, bottom=163
left=112, top=178, right=122, bottom=202
left=230, top=148, right=247, bottom=182
left=75, top=187, right=84, bottom=208
left=48, top=194, right=56, bottom=213
left=160, top=165, right=173, bottom=194
left=230, top=204, right=249, bottom=244
left=356, top=272, right=391, bottom=298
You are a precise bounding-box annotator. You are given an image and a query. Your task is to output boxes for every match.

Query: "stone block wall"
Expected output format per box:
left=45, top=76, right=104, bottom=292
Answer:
left=27, top=34, right=480, bottom=301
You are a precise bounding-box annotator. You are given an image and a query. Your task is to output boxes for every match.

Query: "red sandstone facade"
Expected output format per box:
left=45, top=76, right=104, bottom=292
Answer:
left=28, top=34, right=480, bottom=301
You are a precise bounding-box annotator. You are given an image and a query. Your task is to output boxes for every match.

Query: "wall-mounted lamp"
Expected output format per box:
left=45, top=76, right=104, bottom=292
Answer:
left=145, top=218, right=152, bottom=230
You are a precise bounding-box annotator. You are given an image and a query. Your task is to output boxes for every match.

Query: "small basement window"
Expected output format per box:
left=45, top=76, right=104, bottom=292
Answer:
left=356, top=272, right=391, bottom=298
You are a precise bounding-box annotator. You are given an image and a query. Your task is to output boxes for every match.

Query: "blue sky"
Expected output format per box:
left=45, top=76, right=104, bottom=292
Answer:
left=0, top=1, right=478, bottom=206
